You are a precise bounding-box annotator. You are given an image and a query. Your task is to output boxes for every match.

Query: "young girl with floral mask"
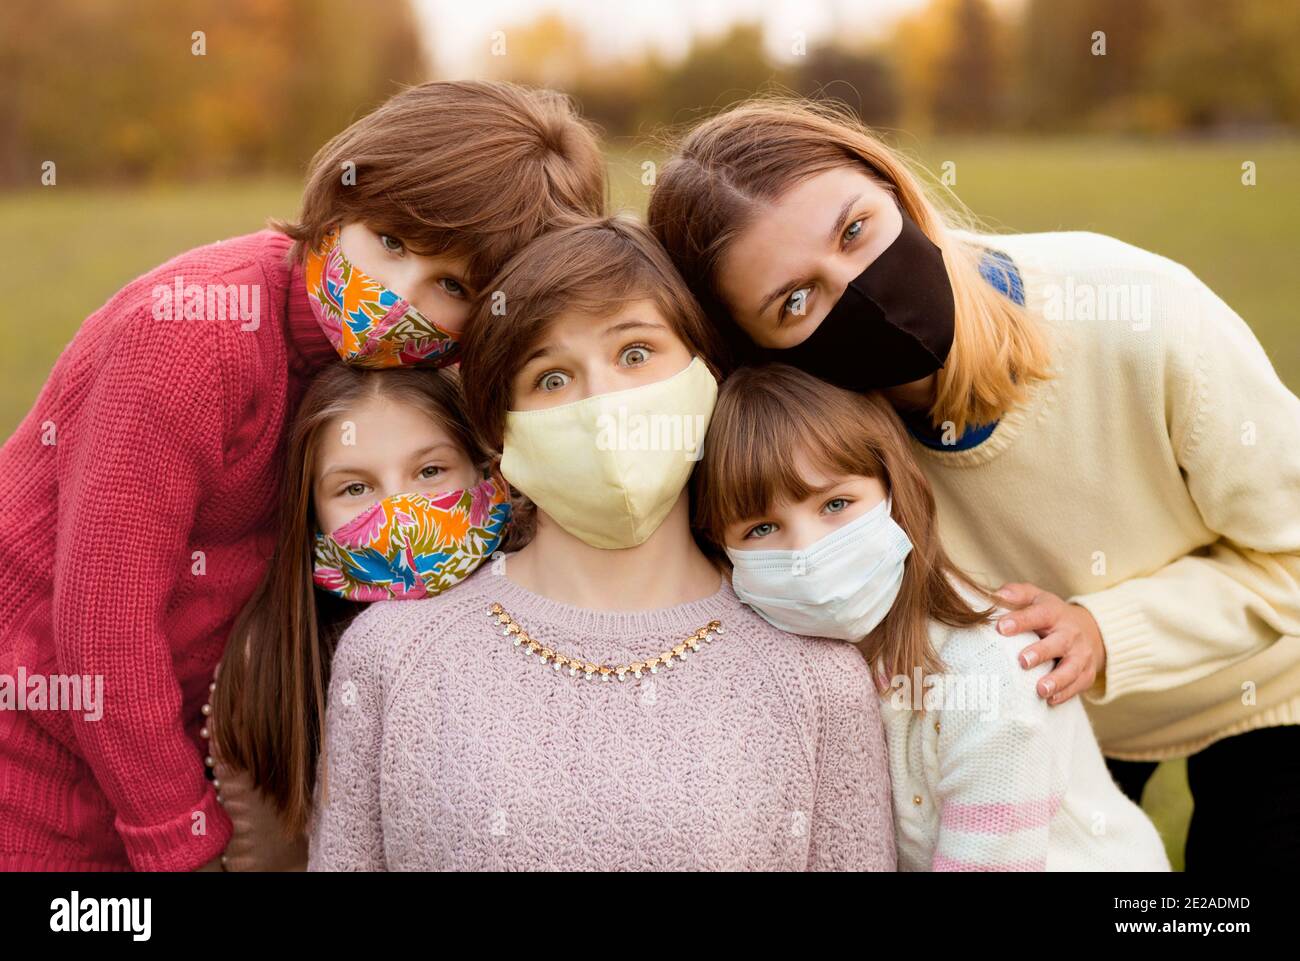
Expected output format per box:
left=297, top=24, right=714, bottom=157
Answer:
left=693, top=363, right=1170, bottom=872
left=205, top=364, right=511, bottom=870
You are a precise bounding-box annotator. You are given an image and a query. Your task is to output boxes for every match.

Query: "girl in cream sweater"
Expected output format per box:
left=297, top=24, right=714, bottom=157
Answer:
left=651, top=97, right=1300, bottom=870
left=694, top=364, right=1170, bottom=871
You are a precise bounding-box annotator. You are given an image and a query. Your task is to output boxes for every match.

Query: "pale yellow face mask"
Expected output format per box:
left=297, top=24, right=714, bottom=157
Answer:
left=500, top=356, right=718, bottom=550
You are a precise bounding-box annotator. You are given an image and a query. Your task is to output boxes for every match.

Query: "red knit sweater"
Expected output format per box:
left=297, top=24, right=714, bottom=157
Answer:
left=0, top=230, right=336, bottom=871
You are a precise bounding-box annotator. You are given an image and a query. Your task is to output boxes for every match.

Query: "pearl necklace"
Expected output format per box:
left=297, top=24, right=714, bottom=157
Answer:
left=488, top=602, right=724, bottom=681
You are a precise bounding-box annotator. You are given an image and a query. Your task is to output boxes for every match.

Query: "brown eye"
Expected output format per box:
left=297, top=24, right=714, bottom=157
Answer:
left=344, top=482, right=368, bottom=497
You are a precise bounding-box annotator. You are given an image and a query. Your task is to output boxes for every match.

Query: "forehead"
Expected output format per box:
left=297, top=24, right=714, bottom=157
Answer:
left=524, top=298, right=680, bottom=352
left=717, top=166, right=884, bottom=300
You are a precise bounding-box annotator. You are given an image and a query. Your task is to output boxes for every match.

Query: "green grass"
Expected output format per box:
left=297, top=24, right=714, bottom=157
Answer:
left=6, top=138, right=1294, bottom=869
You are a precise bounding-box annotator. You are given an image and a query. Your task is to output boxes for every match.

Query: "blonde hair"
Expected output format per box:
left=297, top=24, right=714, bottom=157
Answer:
left=648, top=97, right=1052, bottom=433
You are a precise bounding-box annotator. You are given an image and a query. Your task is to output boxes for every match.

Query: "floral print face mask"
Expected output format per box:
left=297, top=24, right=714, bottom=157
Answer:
left=313, top=474, right=512, bottom=601
left=304, top=227, right=461, bottom=368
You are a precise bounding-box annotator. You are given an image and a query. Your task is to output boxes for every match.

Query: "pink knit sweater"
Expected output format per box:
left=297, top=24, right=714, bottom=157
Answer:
left=307, top=557, right=897, bottom=871
left=0, top=230, right=336, bottom=871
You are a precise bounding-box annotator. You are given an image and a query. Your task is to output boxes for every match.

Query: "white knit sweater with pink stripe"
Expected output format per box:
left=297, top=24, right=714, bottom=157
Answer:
left=881, top=595, right=1171, bottom=871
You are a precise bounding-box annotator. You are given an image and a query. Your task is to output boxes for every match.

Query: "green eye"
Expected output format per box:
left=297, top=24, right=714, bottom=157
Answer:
left=538, top=371, right=569, bottom=392
left=379, top=234, right=404, bottom=254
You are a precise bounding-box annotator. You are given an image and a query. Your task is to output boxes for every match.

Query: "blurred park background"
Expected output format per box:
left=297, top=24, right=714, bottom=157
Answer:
left=4, top=0, right=1300, bottom=867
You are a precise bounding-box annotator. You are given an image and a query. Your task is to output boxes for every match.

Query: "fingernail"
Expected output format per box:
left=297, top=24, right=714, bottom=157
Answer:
left=1041, top=680, right=1055, bottom=695
left=1000, top=619, right=1016, bottom=634
left=1022, top=651, right=1038, bottom=668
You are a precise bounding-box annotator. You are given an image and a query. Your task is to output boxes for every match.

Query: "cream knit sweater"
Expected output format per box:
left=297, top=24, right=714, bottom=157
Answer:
left=881, top=601, right=1170, bottom=871
left=917, top=231, right=1300, bottom=761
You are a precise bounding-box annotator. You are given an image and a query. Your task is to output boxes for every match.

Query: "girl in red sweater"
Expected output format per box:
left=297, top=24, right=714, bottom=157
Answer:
left=0, top=80, right=603, bottom=871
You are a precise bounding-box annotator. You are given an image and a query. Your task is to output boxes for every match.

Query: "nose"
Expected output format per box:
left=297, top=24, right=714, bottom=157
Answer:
left=786, top=515, right=825, bottom=553
left=380, top=261, right=425, bottom=305
left=824, top=257, right=860, bottom=303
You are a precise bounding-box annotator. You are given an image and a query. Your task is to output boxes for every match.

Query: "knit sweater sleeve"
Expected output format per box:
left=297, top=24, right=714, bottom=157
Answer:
left=931, top=632, right=1065, bottom=871
left=1071, top=268, right=1300, bottom=705
left=806, top=644, right=897, bottom=871
left=307, top=604, right=391, bottom=872
left=52, top=311, right=234, bottom=871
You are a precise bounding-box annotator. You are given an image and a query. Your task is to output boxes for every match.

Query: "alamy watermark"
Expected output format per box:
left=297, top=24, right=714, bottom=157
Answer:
left=0, top=669, right=103, bottom=721
left=151, top=277, right=261, bottom=330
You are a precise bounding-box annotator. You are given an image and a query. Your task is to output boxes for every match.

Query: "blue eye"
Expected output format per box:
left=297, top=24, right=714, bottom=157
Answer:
left=824, top=497, right=850, bottom=514
left=782, top=288, right=810, bottom=318
left=843, top=219, right=863, bottom=244
left=746, top=522, right=777, bottom=539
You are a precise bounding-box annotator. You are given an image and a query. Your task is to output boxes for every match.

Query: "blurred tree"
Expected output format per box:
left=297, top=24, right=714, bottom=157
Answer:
left=0, top=0, right=428, bottom=187
left=1019, top=0, right=1154, bottom=131
left=792, top=45, right=902, bottom=130
left=931, top=0, right=1003, bottom=133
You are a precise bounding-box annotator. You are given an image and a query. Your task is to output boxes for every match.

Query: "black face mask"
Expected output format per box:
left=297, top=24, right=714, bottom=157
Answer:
left=748, top=211, right=956, bottom=391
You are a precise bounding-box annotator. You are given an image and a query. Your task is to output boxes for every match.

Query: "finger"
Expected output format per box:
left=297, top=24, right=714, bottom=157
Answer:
left=1037, top=651, right=1086, bottom=701
left=998, top=599, right=1060, bottom=638
left=1048, top=664, right=1098, bottom=706
left=1015, top=630, right=1070, bottom=670
left=994, top=582, right=1042, bottom=609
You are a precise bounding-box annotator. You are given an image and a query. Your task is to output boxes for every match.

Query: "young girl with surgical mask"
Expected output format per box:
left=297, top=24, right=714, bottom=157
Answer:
left=694, top=363, right=1170, bottom=872
left=204, top=363, right=512, bottom=871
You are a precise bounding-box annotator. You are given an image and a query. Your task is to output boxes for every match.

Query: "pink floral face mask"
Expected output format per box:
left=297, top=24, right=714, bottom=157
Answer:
left=304, top=227, right=461, bottom=368
left=313, top=475, right=511, bottom=601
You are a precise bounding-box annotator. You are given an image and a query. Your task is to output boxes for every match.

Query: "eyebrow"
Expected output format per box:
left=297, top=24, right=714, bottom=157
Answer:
left=754, top=193, right=863, bottom=317
left=318, top=442, right=457, bottom=482
left=518, top=318, right=670, bottom=369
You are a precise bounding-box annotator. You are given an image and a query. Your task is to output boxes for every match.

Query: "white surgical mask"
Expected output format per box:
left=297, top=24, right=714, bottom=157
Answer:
left=726, top=496, right=912, bottom=640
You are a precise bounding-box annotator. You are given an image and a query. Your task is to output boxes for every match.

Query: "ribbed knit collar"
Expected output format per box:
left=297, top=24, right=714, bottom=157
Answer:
left=281, top=246, right=338, bottom=377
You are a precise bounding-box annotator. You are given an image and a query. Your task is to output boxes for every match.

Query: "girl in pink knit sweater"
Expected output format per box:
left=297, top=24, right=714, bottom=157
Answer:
left=693, top=364, right=1169, bottom=871
left=306, top=218, right=897, bottom=871
left=206, top=364, right=512, bottom=871
left=0, top=80, right=604, bottom=872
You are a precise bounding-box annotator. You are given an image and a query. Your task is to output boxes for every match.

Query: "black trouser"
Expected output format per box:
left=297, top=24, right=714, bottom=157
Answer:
left=1106, top=724, right=1300, bottom=871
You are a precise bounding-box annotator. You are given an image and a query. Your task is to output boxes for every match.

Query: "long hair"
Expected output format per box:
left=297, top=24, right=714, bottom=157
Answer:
left=648, top=97, right=1052, bottom=435
left=692, top=363, right=995, bottom=685
left=211, top=364, right=491, bottom=834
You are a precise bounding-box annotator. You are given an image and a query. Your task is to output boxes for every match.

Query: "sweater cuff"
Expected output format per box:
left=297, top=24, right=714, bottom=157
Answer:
left=1069, top=590, right=1159, bottom=706
left=115, top=782, right=233, bottom=872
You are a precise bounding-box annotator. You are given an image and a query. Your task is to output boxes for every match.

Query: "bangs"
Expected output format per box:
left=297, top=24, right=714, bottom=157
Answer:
left=699, top=365, right=886, bottom=537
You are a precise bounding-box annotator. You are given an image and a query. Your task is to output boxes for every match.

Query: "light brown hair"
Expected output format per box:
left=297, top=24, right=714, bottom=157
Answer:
left=648, top=97, right=1052, bottom=435
left=692, top=363, right=995, bottom=685
left=212, top=364, right=492, bottom=834
left=276, top=80, right=608, bottom=288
